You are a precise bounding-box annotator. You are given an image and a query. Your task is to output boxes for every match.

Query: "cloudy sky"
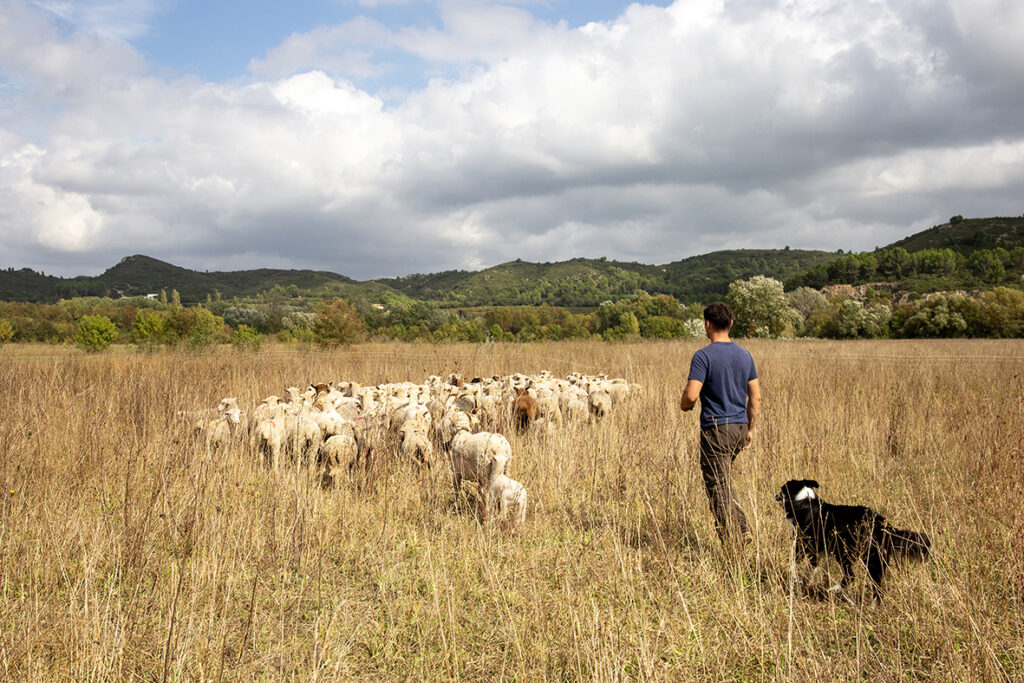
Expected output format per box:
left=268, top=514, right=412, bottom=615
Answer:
left=1, top=0, right=1022, bottom=279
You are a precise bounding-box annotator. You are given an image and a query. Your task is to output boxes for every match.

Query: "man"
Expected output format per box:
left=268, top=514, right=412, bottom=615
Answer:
left=680, top=302, right=761, bottom=545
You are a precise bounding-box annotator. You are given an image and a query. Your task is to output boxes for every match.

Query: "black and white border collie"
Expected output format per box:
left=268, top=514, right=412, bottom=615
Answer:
left=775, top=479, right=931, bottom=603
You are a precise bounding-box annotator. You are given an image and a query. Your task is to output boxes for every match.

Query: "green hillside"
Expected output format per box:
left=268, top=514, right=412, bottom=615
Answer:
left=3, top=216, right=1022, bottom=306
left=659, top=249, right=837, bottom=302
left=0, top=267, right=64, bottom=302
left=376, top=251, right=835, bottom=307
left=890, top=216, right=1024, bottom=253
left=6, top=255, right=393, bottom=304
left=786, top=217, right=1024, bottom=292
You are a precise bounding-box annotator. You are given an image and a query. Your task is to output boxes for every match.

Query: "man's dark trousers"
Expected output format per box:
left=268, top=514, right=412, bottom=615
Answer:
left=698, top=423, right=749, bottom=542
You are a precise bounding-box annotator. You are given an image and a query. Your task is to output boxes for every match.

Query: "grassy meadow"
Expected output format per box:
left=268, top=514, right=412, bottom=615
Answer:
left=0, top=339, right=1021, bottom=680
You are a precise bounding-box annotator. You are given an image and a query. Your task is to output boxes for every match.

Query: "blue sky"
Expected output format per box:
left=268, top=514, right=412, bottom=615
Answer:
left=1, top=0, right=1023, bottom=278
left=133, top=1, right=670, bottom=83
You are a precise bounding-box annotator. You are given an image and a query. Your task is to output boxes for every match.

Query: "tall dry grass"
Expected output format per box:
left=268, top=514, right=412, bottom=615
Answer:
left=0, top=339, right=1021, bottom=680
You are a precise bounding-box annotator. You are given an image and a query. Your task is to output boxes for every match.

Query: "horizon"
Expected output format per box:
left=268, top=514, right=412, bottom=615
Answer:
left=11, top=243, right=860, bottom=282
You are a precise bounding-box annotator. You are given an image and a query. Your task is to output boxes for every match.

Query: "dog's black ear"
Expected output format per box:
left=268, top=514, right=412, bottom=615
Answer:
left=807, top=480, right=819, bottom=489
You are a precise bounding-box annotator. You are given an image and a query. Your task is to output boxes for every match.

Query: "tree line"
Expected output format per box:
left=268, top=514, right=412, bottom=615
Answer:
left=1, top=276, right=1022, bottom=352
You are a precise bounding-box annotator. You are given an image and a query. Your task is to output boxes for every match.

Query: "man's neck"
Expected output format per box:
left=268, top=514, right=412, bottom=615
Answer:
left=707, top=330, right=731, bottom=343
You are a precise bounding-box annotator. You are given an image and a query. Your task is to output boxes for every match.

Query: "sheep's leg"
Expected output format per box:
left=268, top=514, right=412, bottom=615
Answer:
left=478, top=464, right=492, bottom=523
left=477, top=480, right=488, bottom=523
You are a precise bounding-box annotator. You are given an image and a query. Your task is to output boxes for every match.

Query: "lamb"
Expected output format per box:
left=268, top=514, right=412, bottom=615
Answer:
left=449, top=429, right=513, bottom=522
left=490, top=473, right=527, bottom=523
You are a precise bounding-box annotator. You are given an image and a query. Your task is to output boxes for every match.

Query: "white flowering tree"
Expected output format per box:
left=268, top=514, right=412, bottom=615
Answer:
left=726, top=275, right=802, bottom=338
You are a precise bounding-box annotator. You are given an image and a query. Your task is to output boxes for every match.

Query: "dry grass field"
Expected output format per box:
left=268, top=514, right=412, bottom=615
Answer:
left=1, top=339, right=1022, bottom=680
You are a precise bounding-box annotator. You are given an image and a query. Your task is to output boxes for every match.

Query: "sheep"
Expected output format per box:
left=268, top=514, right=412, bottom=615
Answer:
left=285, top=414, right=322, bottom=465
left=449, top=430, right=513, bottom=522
left=399, top=422, right=433, bottom=467
left=604, top=380, right=631, bottom=405
left=253, top=396, right=283, bottom=423
left=564, top=398, right=589, bottom=424
left=588, top=390, right=612, bottom=421
left=313, top=400, right=349, bottom=439
left=319, top=433, right=358, bottom=486
left=490, top=473, right=527, bottom=523
left=254, top=418, right=286, bottom=468
left=438, top=407, right=477, bottom=446
left=512, top=389, right=538, bottom=432
left=390, top=401, right=431, bottom=435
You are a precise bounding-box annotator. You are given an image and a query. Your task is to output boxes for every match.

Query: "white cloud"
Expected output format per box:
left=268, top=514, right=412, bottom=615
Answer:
left=2, top=0, right=1023, bottom=279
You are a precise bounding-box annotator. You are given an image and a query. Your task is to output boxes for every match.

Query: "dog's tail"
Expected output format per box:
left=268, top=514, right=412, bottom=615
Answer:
left=883, top=525, right=931, bottom=561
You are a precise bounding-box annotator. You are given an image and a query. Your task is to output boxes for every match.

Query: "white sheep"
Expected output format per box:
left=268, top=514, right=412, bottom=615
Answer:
left=320, top=433, right=358, bottom=486
left=490, top=473, right=527, bottom=524
left=285, top=414, right=322, bottom=465
left=254, top=418, right=286, bottom=468
left=449, top=429, right=513, bottom=522
left=399, top=423, right=433, bottom=467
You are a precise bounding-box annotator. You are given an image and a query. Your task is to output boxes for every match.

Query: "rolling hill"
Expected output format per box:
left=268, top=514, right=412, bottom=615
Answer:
left=2, top=216, right=1021, bottom=306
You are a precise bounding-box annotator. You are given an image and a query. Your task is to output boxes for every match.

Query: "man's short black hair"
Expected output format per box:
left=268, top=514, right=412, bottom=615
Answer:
left=704, top=302, right=734, bottom=330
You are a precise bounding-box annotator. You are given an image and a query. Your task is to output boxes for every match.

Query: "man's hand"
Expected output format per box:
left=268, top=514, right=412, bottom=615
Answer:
left=743, top=428, right=753, bottom=450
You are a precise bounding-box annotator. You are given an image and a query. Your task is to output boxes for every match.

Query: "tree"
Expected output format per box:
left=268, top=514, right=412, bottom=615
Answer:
left=968, top=250, right=1006, bottom=283
left=787, top=287, right=829, bottom=323
left=75, top=315, right=118, bottom=352
left=171, top=289, right=181, bottom=307
left=897, top=294, right=975, bottom=338
left=977, top=287, right=1024, bottom=337
left=132, top=310, right=166, bottom=345
left=603, top=311, right=639, bottom=340
left=726, top=276, right=801, bottom=337
left=314, top=299, right=367, bottom=346
left=640, top=315, right=689, bottom=339
left=0, top=318, right=13, bottom=344
left=830, top=300, right=891, bottom=339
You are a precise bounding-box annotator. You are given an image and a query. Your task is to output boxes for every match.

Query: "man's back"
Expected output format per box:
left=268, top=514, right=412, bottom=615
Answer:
left=687, top=341, right=757, bottom=429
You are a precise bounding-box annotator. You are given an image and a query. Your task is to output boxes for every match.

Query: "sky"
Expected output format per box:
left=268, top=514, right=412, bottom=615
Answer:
left=1, top=0, right=1023, bottom=280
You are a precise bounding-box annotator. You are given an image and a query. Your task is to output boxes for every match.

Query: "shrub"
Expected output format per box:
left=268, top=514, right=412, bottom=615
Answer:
left=231, top=324, right=263, bottom=351
left=132, top=310, right=166, bottom=345
left=0, top=318, right=14, bottom=344
left=164, top=307, right=227, bottom=349
left=314, top=299, right=367, bottom=347
left=640, top=315, right=689, bottom=339
left=75, top=315, right=118, bottom=352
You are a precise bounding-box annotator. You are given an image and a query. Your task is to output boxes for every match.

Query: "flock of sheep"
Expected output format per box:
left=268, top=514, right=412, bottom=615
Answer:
left=195, top=371, right=638, bottom=524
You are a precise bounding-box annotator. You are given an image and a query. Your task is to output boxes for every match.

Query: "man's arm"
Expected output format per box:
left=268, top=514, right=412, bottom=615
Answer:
left=744, top=378, right=762, bottom=448
left=680, top=379, right=702, bottom=412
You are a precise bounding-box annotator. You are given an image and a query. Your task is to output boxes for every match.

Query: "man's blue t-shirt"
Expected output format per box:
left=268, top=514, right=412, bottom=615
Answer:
left=687, top=341, right=757, bottom=429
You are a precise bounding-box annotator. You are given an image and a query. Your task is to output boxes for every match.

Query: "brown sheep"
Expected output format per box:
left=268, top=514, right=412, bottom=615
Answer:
left=512, top=389, right=538, bottom=432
